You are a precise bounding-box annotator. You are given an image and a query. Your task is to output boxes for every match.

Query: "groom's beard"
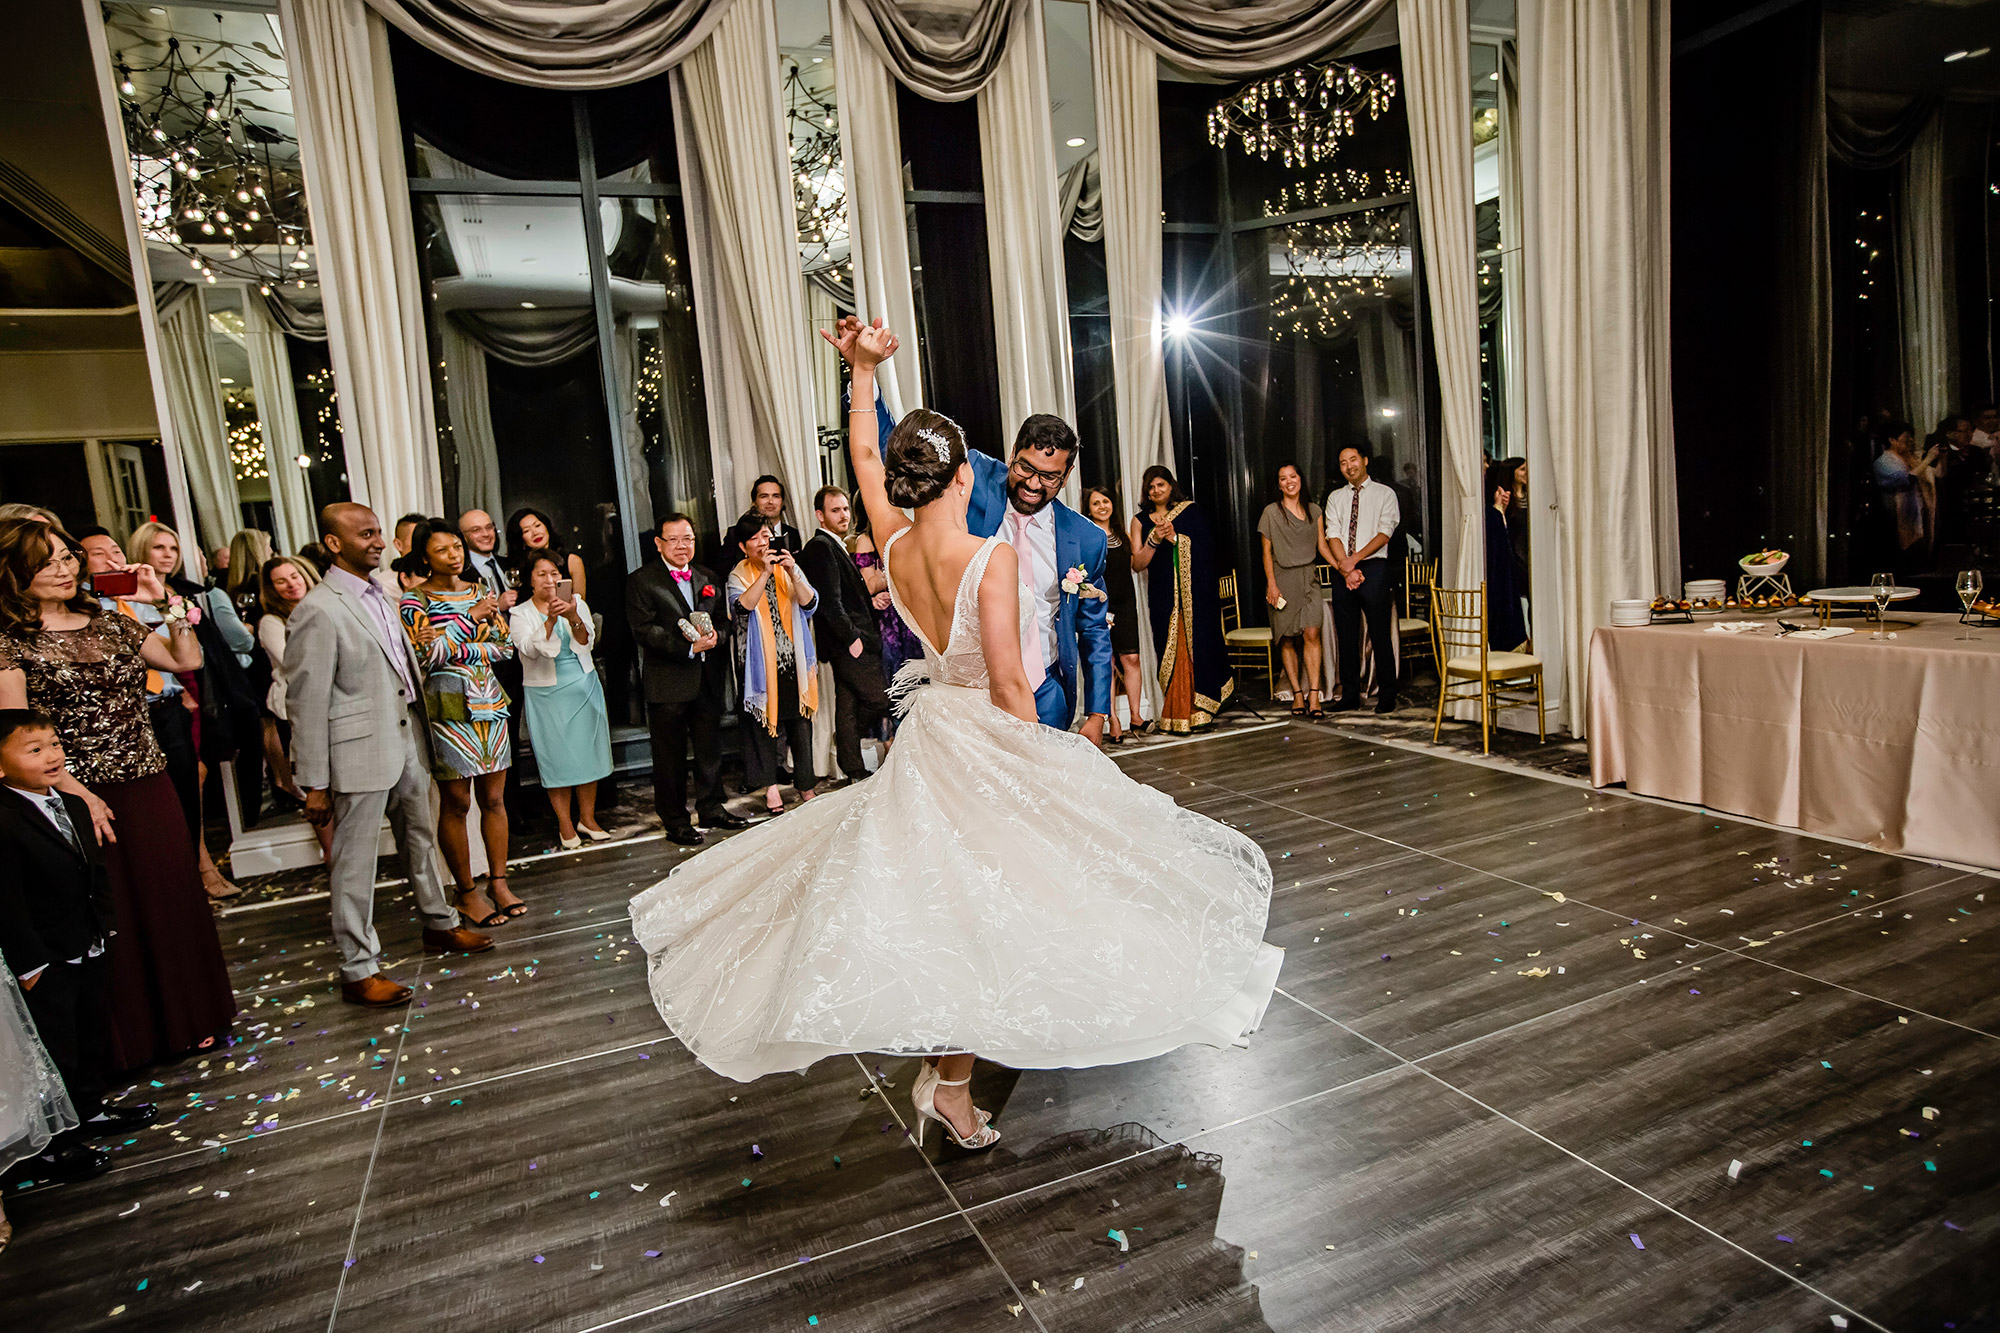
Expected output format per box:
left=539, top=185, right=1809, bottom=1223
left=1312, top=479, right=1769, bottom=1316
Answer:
left=1008, top=483, right=1058, bottom=516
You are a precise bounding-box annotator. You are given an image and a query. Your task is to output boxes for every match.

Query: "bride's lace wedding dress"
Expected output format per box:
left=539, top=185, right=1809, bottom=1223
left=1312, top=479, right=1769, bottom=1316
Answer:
left=630, top=532, right=1282, bottom=1082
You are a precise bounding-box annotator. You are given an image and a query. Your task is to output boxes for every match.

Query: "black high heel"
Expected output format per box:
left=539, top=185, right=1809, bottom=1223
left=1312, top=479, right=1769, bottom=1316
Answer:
left=454, top=886, right=508, bottom=929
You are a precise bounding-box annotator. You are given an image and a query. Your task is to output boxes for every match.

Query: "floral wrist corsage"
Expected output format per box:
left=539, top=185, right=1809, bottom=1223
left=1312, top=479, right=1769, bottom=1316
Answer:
left=158, top=594, right=204, bottom=629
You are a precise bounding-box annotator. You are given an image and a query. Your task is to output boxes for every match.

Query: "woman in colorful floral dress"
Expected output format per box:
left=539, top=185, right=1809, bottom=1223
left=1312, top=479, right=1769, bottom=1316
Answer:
left=398, top=518, right=520, bottom=927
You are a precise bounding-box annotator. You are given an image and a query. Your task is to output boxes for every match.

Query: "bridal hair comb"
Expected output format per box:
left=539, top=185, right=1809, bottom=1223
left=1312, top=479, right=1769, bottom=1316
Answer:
left=917, top=426, right=953, bottom=464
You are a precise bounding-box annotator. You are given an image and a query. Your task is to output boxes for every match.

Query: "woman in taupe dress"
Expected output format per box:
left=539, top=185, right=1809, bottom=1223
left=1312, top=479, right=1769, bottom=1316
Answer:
left=1257, top=463, right=1339, bottom=718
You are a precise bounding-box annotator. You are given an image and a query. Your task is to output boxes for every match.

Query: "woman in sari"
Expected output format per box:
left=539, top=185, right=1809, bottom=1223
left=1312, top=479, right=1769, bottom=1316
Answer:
left=1129, top=466, right=1233, bottom=732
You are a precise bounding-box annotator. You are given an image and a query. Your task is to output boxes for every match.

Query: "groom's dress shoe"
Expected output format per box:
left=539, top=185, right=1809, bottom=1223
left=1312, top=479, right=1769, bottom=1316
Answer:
left=700, top=810, right=750, bottom=830
left=667, top=825, right=705, bottom=846
left=423, top=925, right=495, bottom=956
left=86, top=1102, right=157, bottom=1131
left=31, top=1142, right=110, bottom=1183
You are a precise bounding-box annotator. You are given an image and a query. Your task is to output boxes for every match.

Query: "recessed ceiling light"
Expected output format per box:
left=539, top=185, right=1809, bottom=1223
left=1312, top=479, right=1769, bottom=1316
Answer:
left=1066, top=136, right=1086, bottom=148
left=148, top=5, right=165, bottom=12
left=811, top=56, right=823, bottom=64
left=219, top=377, right=235, bottom=384
left=1489, top=72, right=1500, bottom=81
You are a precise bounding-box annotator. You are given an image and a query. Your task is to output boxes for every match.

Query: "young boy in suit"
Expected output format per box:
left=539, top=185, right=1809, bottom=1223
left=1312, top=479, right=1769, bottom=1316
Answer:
left=0, top=709, right=156, bottom=1182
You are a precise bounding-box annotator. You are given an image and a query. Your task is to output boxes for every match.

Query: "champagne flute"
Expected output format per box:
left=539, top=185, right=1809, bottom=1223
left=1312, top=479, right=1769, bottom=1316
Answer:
left=1870, top=572, right=1894, bottom=639
left=1958, top=569, right=1984, bottom=640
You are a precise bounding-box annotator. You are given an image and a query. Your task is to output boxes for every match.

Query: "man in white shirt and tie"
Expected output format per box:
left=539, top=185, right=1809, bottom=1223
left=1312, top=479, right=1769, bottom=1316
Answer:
left=1324, top=443, right=1402, bottom=714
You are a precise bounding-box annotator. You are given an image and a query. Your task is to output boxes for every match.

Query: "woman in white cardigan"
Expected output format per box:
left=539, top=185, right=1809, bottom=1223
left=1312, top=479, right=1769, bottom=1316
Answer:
left=257, top=555, right=333, bottom=858
left=509, top=552, right=615, bottom=849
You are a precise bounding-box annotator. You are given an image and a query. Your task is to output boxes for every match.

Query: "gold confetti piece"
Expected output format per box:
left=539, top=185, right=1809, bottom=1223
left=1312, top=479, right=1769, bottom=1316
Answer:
left=1007, top=1305, right=1023, bottom=1318
left=1541, top=891, right=1566, bottom=903
left=1632, top=949, right=1646, bottom=960
left=1325, top=1245, right=1338, bottom=1251
left=1247, top=1251, right=1258, bottom=1259
left=110, top=1306, right=126, bottom=1317
left=1923, top=1107, right=1938, bottom=1120
left=1072, top=1277, right=1085, bottom=1290
left=1032, top=1281, right=1045, bottom=1295
left=1518, top=967, right=1551, bottom=978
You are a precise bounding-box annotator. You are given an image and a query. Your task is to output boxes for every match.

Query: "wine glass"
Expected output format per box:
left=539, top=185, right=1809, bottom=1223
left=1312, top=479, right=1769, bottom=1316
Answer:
left=1870, top=573, right=1895, bottom=639
left=1958, top=569, right=1984, bottom=640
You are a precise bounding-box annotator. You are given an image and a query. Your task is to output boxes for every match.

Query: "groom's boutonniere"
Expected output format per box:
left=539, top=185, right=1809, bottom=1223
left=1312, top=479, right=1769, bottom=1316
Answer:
left=1061, top=565, right=1106, bottom=600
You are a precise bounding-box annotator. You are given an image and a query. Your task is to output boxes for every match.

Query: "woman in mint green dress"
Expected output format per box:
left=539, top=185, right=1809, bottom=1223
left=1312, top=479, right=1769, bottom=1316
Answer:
left=509, top=552, right=614, bottom=850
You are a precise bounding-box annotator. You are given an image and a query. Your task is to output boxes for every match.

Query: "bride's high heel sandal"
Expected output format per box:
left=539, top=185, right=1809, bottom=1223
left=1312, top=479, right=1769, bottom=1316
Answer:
left=911, top=1064, right=999, bottom=1151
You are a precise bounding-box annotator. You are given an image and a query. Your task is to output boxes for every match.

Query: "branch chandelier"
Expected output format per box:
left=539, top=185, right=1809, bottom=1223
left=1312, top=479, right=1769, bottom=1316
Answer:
left=114, top=32, right=317, bottom=292
left=1208, top=61, right=1399, bottom=169
left=1266, top=169, right=1410, bottom=341
left=783, top=56, right=849, bottom=280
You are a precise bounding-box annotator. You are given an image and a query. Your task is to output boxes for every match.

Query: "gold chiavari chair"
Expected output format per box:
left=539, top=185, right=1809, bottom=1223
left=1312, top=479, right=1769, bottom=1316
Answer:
left=1429, top=581, right=1545, bottom=754
left=1218, top=573, right=1275, bottom=691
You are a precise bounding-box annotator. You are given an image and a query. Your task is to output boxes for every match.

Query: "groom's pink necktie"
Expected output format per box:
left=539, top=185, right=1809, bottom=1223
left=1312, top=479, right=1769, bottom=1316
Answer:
left=1007, top=511, right=1046, bottom=682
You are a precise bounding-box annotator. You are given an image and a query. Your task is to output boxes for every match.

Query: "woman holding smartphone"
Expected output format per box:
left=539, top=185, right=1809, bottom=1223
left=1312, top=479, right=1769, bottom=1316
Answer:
left=510, top=552, right=613, bottom=849
left=397, top=518, right=520, bottom=926
left=726, top=514, right=820, bottom=814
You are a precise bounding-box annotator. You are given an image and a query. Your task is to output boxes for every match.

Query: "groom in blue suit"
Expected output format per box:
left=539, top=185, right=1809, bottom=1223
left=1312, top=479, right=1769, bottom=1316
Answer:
left=862, top=391, right=1113, bottom=743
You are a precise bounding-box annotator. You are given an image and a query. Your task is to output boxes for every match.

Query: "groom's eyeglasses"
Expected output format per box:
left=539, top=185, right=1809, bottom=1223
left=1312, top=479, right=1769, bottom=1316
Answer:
left=1008, top=457, right=1070, bottom=489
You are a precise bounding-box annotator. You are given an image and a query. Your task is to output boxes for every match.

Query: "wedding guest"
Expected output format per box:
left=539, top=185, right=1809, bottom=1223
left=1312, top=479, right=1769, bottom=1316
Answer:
left=1130, top=467, right=1232, bottom=733
left=727, top=514, right=819, bottom=813
left=256, top=557, right=333, bottom=858
left=0, top=506, right=56, bottom=525
left=76, top=527, right=241, bottom=901
left=0, top=519, right=234, bottom=1067
left=294, top=541, right=332, bottom=576
left=1972, top=401, right=2000, bottom=465
left=510, top=552, right=613, bottom=849
left=1085, top=486, right=1145, bottom=741
left=288, top=504, right=492, bottom=1007
left=506, top=507, right=587, bottom=601
left=0, top=709, right=154, bottom=1184
left=1485, top=458, right=1529, bottom=650
left=225, top=529, right=274, bottom=620
left=208, top=546, right=231, bottom=590
left=1, top=949, right=78, bottom=1228
left=397, top=519, right=520, bottom=926
left=851, top=503, right=920, bottom=690
left=1257, top=464, right=1336, bottom=719
left=460, top=509, right=527, bottom=821
left=1873, top=420, right=1938, bottom=575
left=800, top=486, right=891, bottom=782
left=628, top=513, right=741, bottom=846
left=127, top=523, right=261, bottom=894
left=1325, top=444, right=1402, bottom=713
left=742, top=475, right=805, bottom=557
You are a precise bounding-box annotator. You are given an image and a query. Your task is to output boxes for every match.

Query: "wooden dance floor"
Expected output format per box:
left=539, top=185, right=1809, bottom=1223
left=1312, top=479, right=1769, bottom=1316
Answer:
left=3, top=723, right=1993, bottom=1331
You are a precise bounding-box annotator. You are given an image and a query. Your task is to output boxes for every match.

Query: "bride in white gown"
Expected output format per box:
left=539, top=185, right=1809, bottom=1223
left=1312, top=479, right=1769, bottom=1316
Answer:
left=629, top=323, right=1281, bottom=1148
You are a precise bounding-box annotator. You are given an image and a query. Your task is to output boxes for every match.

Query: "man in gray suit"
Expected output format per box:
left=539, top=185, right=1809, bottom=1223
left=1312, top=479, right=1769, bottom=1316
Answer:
left=287, top=503, right=493, bottom=1007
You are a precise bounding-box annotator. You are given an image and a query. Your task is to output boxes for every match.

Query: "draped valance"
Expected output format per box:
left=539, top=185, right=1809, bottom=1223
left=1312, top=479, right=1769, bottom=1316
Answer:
left=359, top=0, right=738, bottom=89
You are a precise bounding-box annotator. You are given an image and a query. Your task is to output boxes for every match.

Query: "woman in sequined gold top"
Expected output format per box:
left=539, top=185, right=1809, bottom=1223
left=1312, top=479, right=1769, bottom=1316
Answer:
left=0, top=519, right=235, bottom=1069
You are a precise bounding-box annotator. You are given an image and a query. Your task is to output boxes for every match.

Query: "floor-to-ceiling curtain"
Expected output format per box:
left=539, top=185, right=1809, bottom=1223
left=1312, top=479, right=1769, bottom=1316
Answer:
left=831, top=0, right=923, bottom=418
left=1520, top=0, right=1677, bottom=738
left=1061, top=153, right=1103, bottom=244
left=440, top=315, right=503, bottom=528
left=978, top=0, right=1075, bottom=494
left=1898, top=114, right=1951, bottom=435
left=1399, top=0, right=1482, bottom=603
left=156, top=285, right=243, bottom=553
left=241, top=294, right=317, bottom=553
left=672, top=0, right=820, bottom=527
left=1089, top=0, right=1171, bottom=720
left=280, top=0, right=444, bottom=525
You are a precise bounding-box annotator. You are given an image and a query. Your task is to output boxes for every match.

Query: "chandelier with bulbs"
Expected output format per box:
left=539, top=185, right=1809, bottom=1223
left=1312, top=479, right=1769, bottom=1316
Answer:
left=1266, top=170, right=1411, bottom=341
left=1209, top=60, right=1399, bottom=169
left=782, top=56, right=849, bottom=279
left=115, top=34, right=316, bottom=293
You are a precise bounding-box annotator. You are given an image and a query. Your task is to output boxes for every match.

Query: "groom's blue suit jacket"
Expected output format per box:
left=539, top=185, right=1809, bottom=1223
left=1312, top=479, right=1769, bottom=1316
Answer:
left=866, top=395, right=1113, bottom=720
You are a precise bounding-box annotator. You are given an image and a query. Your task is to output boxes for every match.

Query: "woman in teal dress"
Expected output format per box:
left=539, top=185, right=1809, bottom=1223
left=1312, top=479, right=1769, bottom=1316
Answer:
left=510, top=551, right=614, bottom=850
left=398, top=518, right=520, bottom=926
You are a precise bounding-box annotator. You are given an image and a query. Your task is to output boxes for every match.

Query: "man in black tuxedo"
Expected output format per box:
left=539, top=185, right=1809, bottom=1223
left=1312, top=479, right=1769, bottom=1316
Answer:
left=739, top=475, right=805, bottom=557
left=0, top=710, right=155, bottom=1183
left=798, top=486, right=891, bottom=782
left=628, top=514, right=746, bottom=846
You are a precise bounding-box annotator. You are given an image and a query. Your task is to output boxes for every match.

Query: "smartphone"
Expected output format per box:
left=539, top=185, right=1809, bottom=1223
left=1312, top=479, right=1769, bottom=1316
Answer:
left=95, top=568, right=139, bottom=597
left=554, top=577, right=574, bottom=603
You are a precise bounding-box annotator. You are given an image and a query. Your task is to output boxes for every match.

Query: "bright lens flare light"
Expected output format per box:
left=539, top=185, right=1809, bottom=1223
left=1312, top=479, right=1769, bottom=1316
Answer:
left=1163, top=313, right=1194, bottom=341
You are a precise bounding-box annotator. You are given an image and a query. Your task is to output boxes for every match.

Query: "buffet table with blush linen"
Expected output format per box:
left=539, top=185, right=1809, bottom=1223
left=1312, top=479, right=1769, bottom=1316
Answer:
left=1588, top=614, right=2000, bottom=868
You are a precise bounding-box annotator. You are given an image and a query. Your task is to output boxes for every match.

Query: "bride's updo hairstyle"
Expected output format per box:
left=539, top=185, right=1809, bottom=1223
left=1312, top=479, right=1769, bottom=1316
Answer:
left=883, top=409, right=968, bottom=508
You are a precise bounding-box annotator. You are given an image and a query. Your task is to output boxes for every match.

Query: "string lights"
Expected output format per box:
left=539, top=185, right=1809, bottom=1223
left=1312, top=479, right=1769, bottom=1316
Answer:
left=1264, top=170, right=1411, bottom=341
left=1209, top=60, right=1399, bottom=169
left=782, top=55, right=849, bottom=280
left=112, top=16, right=315, bottom=289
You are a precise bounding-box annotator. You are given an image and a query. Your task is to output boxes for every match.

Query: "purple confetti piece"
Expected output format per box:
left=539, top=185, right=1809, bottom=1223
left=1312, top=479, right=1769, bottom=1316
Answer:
left=1629, top=1234, right=1644, bottom=1250
left=343, top=1259, right=356, bottom=1269
left=644, top=1250, right=661, bottom=1257
left=532, top=1255, right=545, bottom=1264
left=1776, top=1235, right=1794, bottom=1243
left=1689, top=989, right=1701, bottom=996
left=1944, top=1221, right=1963, bottom=1232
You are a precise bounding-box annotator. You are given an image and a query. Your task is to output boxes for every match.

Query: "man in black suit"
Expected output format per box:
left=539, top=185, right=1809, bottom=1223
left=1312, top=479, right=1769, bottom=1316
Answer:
left=739, top=475, right=805, bottom=557
left=798, top=486, right=891, bottom=782
left=0, top=710, right=156, bottom=1183
left=628, top=513, right=746, bottom=846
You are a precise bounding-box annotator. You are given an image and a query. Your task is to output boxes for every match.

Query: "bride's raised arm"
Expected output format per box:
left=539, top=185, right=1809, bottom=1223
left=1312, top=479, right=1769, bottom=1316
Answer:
left=977, top=544, right=1038, bottom=725
left=823, top=316, right=911, bottom=549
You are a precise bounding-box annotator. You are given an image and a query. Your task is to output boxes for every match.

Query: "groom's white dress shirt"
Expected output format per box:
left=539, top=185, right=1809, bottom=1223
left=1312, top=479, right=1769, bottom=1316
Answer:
left=1006, top=506, right=1060, bottom=671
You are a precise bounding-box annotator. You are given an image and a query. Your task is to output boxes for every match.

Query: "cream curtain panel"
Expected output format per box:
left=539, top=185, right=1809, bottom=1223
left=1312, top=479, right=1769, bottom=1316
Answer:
left=360, top=0, right=736, bottom=89
left=842, top=0, right=1029, bottom=101
left=1519, top=0, right=1678, bottom=738
left=156, top=285, right=243, bottom=553
left=280, top=0, right=444, bottom=526
left=1089, top=1, right=1169, bottom=718
left=672, top=0, right=820, bottom=528
left=1898, top=114, right=1951, bottom=435
left=241, top=295, right=318, bottom=554
left=1060, top=153, right=1103, bottom=243
left=1095, top=0, right=1389, bottom=76
left=979, top=0, right=1075, bottom=488
left=440, top=316, right=504, bottom=530
left=832, top=0, right=924, bottom=417
left=1398, top=0, right=1482, bottom=605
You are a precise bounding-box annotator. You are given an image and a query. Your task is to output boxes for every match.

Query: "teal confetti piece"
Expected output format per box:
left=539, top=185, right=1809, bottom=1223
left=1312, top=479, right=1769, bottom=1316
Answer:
left=137, top=1279, right=148, bottom=1291
left=1821, top=1061, right=1832, bottom=1069
left=742, top=1178, right=753, bottom=1187
left=1819, top=1169, right=1834, bottom=1178
left=809, top=1320, right=819, bottom=1328
left=1925, top=1161, right=1936, bottom=1171
left=589, top=1191, right=600, bottom=1199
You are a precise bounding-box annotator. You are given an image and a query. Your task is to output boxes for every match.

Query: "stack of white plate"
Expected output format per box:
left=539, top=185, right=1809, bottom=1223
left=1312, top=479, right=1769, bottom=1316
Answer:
left=1610, top=598, right=1652, bottom=626
left=1686, top=579, right=1726, bottom=601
